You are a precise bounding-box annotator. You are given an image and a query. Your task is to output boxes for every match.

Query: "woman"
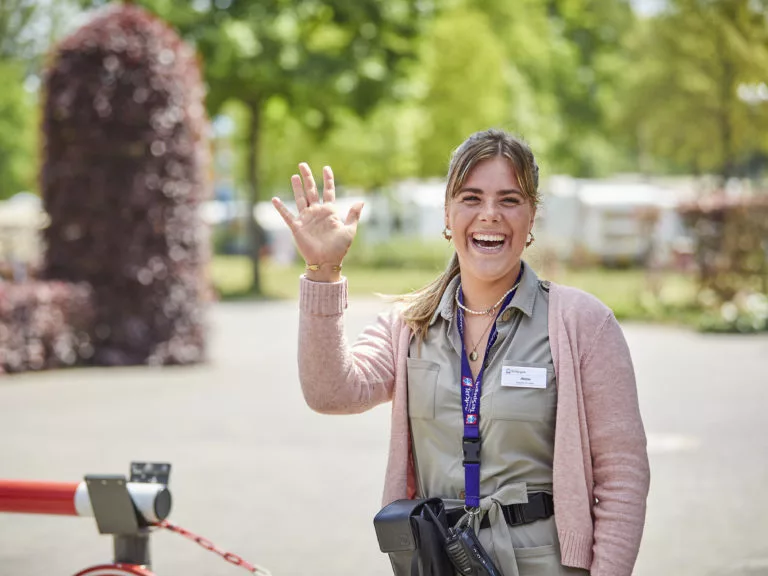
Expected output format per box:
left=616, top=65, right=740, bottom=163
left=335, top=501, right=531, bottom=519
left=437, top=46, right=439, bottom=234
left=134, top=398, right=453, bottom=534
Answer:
left=272, top=129, right=650, bottom=576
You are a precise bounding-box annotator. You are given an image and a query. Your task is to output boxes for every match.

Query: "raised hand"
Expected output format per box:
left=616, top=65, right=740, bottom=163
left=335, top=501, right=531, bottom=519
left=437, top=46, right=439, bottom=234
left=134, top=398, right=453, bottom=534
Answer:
left=272, top=163, right=364, bottom=282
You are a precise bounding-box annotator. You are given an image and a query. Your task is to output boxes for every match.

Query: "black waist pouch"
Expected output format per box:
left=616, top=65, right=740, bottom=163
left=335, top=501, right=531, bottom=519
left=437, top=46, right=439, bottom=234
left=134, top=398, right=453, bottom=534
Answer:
left=373, top=498, right=454, bottom=576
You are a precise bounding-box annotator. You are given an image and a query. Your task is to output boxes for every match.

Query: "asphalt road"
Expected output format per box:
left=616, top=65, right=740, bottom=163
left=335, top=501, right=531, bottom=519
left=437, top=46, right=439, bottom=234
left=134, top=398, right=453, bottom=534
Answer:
left=1, top=299, right=767, bottom=576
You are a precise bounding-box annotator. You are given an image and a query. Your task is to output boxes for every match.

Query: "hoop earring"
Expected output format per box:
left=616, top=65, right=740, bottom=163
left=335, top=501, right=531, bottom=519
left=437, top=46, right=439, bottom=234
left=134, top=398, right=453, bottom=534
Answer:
left=526, top=231, right=535, bottom=247
left=442, top=227, right=452, bottom=241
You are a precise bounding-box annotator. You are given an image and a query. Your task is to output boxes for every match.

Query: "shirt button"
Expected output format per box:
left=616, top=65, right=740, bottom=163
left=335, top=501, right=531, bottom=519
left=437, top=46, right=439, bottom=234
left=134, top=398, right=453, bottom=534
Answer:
left=501, top=309, right=513, bottom=322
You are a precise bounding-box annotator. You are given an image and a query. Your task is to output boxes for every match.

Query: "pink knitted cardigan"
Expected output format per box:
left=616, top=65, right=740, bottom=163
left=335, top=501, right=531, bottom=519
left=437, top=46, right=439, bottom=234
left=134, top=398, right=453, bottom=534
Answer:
left=297, top=277, right=650, bottom=576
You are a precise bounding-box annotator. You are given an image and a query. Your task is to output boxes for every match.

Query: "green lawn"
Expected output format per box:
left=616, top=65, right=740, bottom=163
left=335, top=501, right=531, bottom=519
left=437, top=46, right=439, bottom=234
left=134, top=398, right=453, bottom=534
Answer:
left=210, top=255, right=442, bottom=299
left=210, top=255, right=699, bottom=324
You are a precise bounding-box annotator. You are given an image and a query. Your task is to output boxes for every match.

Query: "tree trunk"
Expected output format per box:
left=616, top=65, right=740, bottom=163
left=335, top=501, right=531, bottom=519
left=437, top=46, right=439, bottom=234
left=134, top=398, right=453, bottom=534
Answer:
left=246, top=100, right=263, bottom=295
left=716, top=13, right=736, bottom=180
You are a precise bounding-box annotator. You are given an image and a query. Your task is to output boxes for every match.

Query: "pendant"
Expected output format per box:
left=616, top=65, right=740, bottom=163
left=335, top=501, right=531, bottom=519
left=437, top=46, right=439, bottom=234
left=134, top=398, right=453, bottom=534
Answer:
left=469, top=350, right=478, bottom=361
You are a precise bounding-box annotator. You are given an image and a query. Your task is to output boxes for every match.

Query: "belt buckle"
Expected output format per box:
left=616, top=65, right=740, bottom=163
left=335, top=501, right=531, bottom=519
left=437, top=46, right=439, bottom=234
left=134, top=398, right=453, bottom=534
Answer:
left=506, top=503, right=526, bottom=526
left=462, top=437, right=481, bottom=465
left=516, top=503, right=528, bottom=524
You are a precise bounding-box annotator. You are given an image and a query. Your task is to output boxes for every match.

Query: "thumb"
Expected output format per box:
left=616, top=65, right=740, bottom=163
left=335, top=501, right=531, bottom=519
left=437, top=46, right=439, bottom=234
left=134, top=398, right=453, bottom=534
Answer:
left=345, top=201, right=365, bottom=227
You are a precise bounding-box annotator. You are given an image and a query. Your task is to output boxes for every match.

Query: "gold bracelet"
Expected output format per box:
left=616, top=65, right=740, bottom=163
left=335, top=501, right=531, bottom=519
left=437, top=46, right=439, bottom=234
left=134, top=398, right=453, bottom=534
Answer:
left=305, top=262, right=343, bottom=272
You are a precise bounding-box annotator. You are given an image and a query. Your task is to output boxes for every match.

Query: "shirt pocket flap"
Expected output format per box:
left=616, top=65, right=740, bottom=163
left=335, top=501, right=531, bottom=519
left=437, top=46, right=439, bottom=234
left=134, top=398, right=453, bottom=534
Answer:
left=406, top=358, right=439, bottom=420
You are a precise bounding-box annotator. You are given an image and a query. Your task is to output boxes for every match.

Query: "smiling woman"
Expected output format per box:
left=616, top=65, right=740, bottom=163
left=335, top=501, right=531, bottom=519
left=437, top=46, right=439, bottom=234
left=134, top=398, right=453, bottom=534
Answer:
left=273, top=129, right=650, bottom=576
left=448, top=156, right=534, bottom=298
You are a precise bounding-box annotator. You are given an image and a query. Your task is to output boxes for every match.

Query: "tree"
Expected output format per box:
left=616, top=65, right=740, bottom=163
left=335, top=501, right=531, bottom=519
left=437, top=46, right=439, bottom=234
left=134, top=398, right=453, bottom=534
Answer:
left=0, top=0, right=79, bottom=199
left=0, top=61, right=35, bottom=199
left=416, top=6, right=509, bottom=176
left=0, top=0, right=37, bottom=60
left=542, top=0, right=637, bottom=176
left=619, top=0, right=768, bottom=178
left=0, top=0, right=81, bottom=65
left=83, top=0, right=429, bottom=294
left=419, top=0, right=637, bottom=177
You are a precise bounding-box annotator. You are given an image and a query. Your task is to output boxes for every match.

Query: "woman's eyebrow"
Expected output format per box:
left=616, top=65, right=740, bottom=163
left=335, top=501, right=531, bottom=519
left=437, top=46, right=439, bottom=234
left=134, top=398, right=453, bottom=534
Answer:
left=459, top=187, right=523, bottom=195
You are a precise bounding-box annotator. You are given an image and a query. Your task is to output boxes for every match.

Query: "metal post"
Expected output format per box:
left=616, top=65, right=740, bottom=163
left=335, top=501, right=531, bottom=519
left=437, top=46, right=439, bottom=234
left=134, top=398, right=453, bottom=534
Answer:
left=114, top=530, right=152, bottom=567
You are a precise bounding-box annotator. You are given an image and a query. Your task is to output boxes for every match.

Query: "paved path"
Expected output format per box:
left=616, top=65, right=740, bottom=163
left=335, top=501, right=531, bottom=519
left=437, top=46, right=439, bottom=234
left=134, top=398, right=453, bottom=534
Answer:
left=1, top=299, right=767, bottom=575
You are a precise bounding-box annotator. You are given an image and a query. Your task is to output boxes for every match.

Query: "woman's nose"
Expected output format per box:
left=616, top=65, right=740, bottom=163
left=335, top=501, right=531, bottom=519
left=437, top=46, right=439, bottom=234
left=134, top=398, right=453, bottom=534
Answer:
left=479, top=199, right=500, bottom=221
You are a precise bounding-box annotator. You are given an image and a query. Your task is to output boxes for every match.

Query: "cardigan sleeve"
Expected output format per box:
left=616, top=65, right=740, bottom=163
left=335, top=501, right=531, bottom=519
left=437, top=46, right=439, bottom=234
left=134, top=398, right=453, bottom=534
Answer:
left=297, top=276, right=397, bottom=414
left=580, top=313, right=651, bottom=576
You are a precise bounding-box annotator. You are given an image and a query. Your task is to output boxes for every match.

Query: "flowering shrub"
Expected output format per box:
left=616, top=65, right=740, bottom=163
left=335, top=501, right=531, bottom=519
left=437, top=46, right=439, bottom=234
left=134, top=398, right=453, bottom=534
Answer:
left=0, top=282, right=94, bottom=373
left=41, top=5, right=211, bottom=366
left=678, top=194, right=768, bottom=332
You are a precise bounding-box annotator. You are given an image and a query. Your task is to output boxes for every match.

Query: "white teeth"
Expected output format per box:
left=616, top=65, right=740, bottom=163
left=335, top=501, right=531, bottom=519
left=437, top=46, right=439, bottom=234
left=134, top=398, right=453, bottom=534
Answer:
left=472, top=233, right=505, bottom=242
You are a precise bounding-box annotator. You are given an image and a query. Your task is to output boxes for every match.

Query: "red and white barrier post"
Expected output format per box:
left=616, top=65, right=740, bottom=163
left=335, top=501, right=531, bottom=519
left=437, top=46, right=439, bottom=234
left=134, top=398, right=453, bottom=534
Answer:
left=0, top=479, right=170, bottom=522
left=0, top=462, right=172, bottom=575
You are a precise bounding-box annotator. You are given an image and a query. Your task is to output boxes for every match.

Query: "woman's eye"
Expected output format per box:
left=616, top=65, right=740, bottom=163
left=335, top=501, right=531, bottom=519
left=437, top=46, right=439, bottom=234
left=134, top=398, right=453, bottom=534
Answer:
left=502, top=197, right=521, bottom=205
left=462, top=195, right=480, bottom=203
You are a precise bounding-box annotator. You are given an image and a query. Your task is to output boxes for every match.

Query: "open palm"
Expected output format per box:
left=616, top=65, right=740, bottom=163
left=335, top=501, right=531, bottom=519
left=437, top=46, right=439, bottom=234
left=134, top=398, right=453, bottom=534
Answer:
left=272, top=163, right=364, bottom=270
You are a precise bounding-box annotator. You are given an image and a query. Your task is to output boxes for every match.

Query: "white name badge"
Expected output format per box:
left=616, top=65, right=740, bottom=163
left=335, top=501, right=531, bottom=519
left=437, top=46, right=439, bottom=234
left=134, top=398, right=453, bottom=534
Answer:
left=501, top=365, right=547, bottom=389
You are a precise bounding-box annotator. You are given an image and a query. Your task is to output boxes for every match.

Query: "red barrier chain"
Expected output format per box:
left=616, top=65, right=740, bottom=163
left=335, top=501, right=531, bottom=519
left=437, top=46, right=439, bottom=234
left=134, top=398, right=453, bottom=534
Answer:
left=154, top=520, right=272, bottom=575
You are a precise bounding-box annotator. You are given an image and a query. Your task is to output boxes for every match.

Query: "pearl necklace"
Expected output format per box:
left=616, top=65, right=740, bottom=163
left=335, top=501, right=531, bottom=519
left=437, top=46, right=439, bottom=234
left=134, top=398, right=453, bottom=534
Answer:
left=454, top=282, right=520, bottom=316
left=455, top=281, right=521, bottom=361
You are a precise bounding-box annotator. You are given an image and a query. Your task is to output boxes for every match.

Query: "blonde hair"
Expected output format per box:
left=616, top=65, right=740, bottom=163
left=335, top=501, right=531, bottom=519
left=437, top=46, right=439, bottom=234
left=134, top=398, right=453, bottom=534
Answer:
left=395, top=129, right=540, bottom=342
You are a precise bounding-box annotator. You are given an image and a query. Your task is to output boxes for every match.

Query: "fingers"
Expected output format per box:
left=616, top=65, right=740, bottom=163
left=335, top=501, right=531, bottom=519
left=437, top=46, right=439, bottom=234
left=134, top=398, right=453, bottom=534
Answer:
left=345, top=201, right=365, bottom=227
left=322, top=166, right=336, bottom=203
left=293, top=163, right=336, bottom=210
left=291, top=174, right=307, bottom=212
left=299, top=163, right=319, bottom=206
left=272, top=197, right=297, bottom=231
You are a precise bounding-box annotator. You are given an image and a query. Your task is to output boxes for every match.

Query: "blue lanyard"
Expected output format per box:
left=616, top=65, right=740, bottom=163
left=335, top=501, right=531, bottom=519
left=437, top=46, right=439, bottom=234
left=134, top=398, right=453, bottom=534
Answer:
left=456, top=286, right=517, bottom=508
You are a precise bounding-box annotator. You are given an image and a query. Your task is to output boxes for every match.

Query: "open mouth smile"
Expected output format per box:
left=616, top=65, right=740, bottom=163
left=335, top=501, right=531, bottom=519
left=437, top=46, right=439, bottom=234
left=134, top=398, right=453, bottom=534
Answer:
left=471, top=232, right=506, bottom=252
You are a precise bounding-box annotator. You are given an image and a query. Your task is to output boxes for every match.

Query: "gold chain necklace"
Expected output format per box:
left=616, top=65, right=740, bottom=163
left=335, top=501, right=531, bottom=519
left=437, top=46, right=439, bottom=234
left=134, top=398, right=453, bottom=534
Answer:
left=465, top=314, right=498, bottom=362
left=455, top=281, right=520, bottom=361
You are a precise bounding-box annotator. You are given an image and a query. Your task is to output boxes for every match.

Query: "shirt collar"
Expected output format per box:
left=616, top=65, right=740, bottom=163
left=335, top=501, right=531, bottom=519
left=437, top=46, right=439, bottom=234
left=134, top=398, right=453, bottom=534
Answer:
left=429, top=261, right=540, bottom=326
left=506, top=262, right=539, bottom=318
left=430, top=274, right=462, bottom=326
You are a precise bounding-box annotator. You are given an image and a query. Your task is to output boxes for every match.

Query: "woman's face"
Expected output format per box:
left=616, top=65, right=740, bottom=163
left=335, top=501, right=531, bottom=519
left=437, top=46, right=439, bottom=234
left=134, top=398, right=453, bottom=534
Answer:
left=445, top=155, right=536, bottom=288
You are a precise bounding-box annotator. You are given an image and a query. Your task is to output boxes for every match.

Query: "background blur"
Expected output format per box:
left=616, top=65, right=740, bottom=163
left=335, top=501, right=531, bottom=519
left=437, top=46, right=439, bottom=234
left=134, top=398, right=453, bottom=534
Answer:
left=2, top=0, right=767, bottom=331
left=0, top=0, right=767, bottom=575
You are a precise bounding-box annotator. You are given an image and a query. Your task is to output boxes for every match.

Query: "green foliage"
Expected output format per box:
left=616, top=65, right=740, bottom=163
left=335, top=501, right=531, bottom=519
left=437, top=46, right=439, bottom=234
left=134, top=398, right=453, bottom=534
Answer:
left=210, top=254, right=700, bottom=327
left=344, top=235, right=453, bottom=271
left=90, top=0, right=428, bottom=128
left=619, top=0, right=768, bottom=177
left=74, top=0, right=768, bottom=187
left=0, top=0, right=38, bottom=60
left=411, top=0, right=637, bottom=177
left=225, top=97, right=421, bottom=196
left=0, top=60, right=35, bottom=199
left=0, top=1, right=86, bottom=201
left=416, top=7, right=508, bottom=175
left=544, top=0, right=636, bottom=175
left=696, top=294, right=768, bottom=333
left=211, top=255, right=447, bottom=300
left=79, top=0, right=429, bottom=294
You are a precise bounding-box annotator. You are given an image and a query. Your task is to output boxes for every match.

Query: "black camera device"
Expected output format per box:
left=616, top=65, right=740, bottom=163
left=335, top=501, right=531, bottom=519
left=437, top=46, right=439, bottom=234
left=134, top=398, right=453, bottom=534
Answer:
left=373, top=498, right=502, bottom=576
left=374, top=498, right=454, bottom=576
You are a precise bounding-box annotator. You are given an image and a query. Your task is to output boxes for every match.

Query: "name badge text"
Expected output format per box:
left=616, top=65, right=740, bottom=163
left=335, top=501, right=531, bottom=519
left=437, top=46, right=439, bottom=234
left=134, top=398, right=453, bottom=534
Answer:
left=501, top=365, right=547, bottom=389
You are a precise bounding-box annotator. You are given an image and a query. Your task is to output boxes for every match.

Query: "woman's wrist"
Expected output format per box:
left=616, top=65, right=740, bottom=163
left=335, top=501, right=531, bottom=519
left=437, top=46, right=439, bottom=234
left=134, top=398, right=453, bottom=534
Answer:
left=304, top=262, right=343, bottom=283
left=305, top=270, right=342, bottom=283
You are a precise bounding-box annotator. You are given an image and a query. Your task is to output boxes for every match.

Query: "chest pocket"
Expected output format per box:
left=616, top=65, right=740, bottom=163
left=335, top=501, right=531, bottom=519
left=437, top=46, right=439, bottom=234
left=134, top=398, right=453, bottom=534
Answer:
left=406, top=358, right=439, bottom=420
left=490, top=361, right=556, bottom=423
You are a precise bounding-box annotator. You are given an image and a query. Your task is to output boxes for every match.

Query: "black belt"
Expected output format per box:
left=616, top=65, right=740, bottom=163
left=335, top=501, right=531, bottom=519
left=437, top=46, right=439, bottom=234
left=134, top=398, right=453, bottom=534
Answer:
left=445, top=492, right=554, bottom=530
